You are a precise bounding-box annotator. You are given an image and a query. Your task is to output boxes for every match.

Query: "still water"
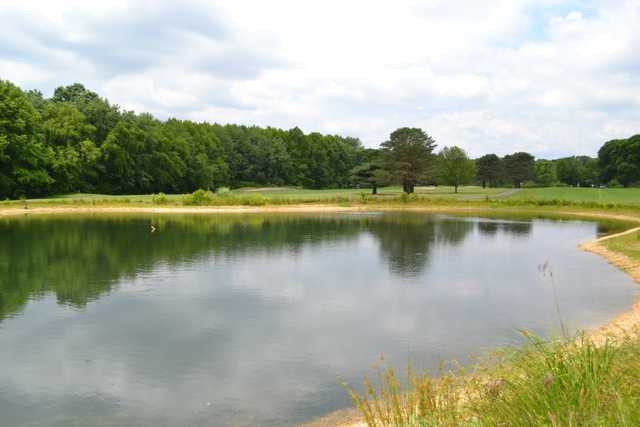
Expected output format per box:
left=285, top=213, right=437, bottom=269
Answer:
left=0, top=213, right=636, bottom=426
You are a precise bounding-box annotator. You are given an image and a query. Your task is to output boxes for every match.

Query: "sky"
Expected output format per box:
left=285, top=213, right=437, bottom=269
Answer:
left=1, top=0, right=639, bottom=158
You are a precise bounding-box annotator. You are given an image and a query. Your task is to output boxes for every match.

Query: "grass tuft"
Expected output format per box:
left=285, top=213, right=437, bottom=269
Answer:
left=345, top=331, right=640, bottom=426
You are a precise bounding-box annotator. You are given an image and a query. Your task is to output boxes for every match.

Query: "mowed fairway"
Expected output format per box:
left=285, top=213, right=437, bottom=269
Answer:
left=4, top=186, right=510, bottom=205
left=2, top=186, right=639, bottom=207
left=510, top=187, right=640, bottom=206
left=235, top=185, right=510, bottom=200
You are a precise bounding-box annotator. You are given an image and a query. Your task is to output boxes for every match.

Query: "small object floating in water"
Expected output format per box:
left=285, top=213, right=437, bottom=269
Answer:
left=150, top=224, right=156, bottom=233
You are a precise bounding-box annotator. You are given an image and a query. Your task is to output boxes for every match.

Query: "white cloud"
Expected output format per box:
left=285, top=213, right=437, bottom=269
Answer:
left=1, top=0, right=639, bottom=157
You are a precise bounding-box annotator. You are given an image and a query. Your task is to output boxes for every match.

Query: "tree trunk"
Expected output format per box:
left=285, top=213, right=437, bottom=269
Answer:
left=407, top=183, right=414, bottom=194
left=372, top=185, right=377, bottom=195
left=454, top=184, right=458, bottom=193
left=482, top=180, right=486, bottom=189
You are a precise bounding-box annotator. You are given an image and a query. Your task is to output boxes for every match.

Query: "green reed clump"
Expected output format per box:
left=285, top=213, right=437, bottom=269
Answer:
left=346, top=331, right=640, bottom=426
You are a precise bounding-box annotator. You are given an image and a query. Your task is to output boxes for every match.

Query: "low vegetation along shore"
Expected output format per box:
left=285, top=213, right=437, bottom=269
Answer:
left=2, top=185, right=640, bottom=211
left=3, top=186, right=640, bottom=426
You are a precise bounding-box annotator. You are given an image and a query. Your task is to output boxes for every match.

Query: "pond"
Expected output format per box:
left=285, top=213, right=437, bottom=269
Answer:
left=0, top=212, right=637, bottom=426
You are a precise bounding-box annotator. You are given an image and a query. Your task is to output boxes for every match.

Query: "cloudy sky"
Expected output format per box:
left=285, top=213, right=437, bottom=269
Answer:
left=1, top=0, right=639, bottom=157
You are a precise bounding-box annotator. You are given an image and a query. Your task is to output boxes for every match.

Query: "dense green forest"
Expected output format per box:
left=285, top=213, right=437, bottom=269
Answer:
left=0, top=79, right=637, bottom=199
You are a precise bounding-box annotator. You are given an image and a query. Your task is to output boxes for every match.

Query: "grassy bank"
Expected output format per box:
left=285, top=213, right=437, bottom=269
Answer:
left=511, top=187, right=640, bottom=206
left=2, top=186, right=640, bottom=211
left=344, top=224, right=640, bottom=427
left=604, top=229, right=640, bottom=263
left=346, top=331, right=640, bottom=427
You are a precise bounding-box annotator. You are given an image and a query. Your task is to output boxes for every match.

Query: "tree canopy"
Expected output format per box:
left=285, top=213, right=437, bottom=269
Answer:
left=0, top=79, right=637, bottom=198
left=0, top=80, right=52, bottom=198
left=476, top=154, right=502, bottom=188
left=598, top=136, right=640, bottom=187
left=380, top=127, right=436, bottom=193
left=436, top=146, right=475, bottom=193
left=503, top=152, right=535, bottom=188
left=0, top=80, right=367, bottom=199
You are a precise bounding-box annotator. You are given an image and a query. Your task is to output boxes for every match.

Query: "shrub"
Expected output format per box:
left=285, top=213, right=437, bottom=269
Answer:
left=608, top=179, right=624, bottom=189
left=183, top=189, right=214, bottom=205
left=216, top=186, right=231, bottom=196
left=242, top=194, right=267, bottom=206
left=152, top=192, right=168, bottom=205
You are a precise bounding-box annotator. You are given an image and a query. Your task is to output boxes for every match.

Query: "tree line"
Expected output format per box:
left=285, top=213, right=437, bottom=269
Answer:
left=0, top=79, right=637, bottom=199
left=0, top=80, right=364, bottom=199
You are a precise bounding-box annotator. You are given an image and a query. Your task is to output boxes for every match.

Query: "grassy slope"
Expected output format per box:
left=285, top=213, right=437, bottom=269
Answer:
left=347, top=332, right=640, bottom=427
left=512, top=187, right=640, bottom=206
left=20, top=186, right=507, bottom=202
left=604, top=229, right=640, bottom=263
left=3, top=186, right=639, bottom=208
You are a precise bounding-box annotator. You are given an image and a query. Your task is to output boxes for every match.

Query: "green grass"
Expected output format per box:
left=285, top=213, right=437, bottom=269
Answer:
left=604, top=230, right=640, bottom=263
left=511, top=187, right=640, bottom=207
left=234, top=186, right=508, bottom=201
left=2, top=186, right=640, bottom=210
left=0, top=186, right=510, bottom=207
left=346, top=332, right=640, bottom=427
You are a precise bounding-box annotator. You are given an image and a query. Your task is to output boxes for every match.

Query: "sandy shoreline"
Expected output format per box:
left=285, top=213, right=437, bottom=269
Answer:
left=0, top=204, right=492, bottom=218
left=580, top=226, right=640, bottom=343
left=2, top=204, right=640, bottom=427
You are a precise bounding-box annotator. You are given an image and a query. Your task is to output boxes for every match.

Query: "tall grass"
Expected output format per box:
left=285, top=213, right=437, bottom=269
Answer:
left=345, top=331, right=640, bottom=426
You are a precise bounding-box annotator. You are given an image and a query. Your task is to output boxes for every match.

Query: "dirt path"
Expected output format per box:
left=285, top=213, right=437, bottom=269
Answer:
left=493, top=188, right=521, bottom=198
left=452, top=188, right=521, bottom=201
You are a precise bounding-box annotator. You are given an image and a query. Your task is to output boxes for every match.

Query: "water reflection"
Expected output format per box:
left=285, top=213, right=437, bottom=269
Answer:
left=476, top=220, right=533, bottom=237
left=366, top=217, right=476, bottom=277
left=0, top=213, right=636, bottom=427
left=0, top=214, right=495, bottom=318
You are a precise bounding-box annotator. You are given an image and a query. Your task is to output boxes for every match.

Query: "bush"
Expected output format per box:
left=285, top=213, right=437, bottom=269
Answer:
left=608, top=179, right=624, bottom=189
left=216, top=186, right=231, bottom=196
left=152, top=192, right=168, bottom=205
left=183, top=189, right=214, bottom=205
left=522, top=181, right=540, bottom=188
left=242, top=194, right=267, bottom=206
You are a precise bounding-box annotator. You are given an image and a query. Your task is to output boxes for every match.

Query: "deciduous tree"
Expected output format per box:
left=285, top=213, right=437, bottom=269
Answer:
left=436, top=146, right=475, bottom=193
left=503, top=152, right=535, bottom=188
left=476, top=154, right=502, bottom=188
